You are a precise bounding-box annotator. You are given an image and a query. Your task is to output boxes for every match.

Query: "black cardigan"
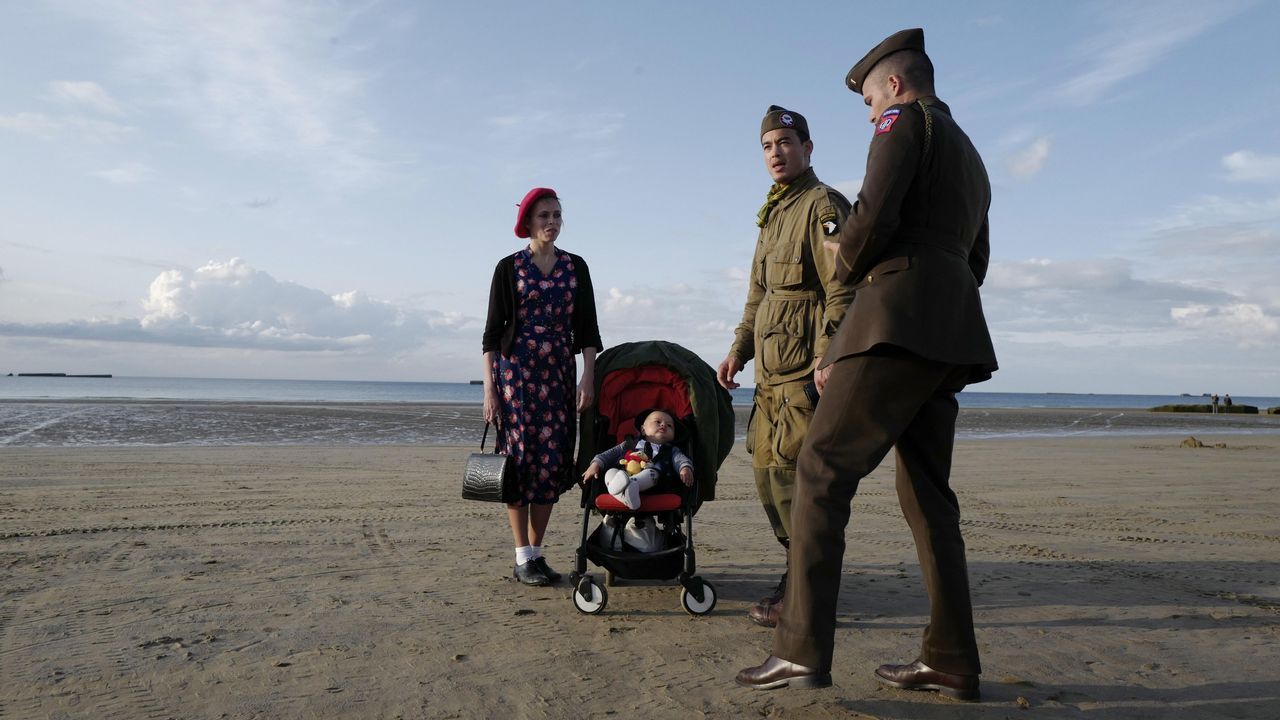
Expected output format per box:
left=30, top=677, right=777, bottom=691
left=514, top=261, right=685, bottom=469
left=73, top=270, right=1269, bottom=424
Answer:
left=482, top=251, right=603, bottom=357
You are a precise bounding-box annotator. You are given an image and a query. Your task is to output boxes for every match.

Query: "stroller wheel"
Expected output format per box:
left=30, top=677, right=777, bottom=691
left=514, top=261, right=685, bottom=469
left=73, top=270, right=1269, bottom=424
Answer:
left=681, top=579, right=717, bottom=616
left=572, top=577, right=608, bottom=615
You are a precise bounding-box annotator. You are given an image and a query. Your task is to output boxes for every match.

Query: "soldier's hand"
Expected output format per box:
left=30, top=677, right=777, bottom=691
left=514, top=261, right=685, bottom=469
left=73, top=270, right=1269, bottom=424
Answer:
left=822, top=239, right=840, bottom=256
left=815, top=364, right=832, bottom=394
left=717, top=355, right=742, bottom=390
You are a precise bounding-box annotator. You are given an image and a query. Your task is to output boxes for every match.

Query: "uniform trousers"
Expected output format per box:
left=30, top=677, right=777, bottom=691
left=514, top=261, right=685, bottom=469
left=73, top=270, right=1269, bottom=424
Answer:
left=773, top=346, right=981, bottom=675
left=749, top=379, right=815, bottom=543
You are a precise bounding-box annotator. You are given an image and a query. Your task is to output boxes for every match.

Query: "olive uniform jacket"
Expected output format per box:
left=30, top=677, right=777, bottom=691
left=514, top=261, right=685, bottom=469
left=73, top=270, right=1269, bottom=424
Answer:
left=730, top=167, right=853, bottom=386
left=828, top=97, right=998, bottom=384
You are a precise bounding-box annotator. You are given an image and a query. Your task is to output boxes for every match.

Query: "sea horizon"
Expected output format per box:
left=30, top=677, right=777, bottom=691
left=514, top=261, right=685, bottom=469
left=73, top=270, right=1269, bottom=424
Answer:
left=3, top=374, right=1280, bottom=410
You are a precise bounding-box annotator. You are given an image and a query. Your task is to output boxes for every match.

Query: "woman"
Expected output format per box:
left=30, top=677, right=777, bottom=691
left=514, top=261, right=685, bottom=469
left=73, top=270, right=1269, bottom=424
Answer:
left=482, top=187, right=602, bottom=586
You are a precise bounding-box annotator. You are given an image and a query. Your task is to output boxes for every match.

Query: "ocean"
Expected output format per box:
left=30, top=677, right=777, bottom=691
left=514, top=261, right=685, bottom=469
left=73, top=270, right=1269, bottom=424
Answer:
left=3, top=375, right=1279, bottom=447
left=3, top=375, right=1278, bottom=409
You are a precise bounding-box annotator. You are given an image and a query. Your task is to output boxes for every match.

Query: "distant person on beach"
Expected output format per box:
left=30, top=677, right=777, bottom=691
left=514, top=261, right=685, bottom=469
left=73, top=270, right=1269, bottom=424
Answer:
left=716, top=105, right=853, bottom=629
left=482, top=187, right=602, bottom=587
left=737, top=29, right=997, bottom=701
left=1212, top=393, right=1219, bottom=414
left=1224, top=394, right=1233, bottom=409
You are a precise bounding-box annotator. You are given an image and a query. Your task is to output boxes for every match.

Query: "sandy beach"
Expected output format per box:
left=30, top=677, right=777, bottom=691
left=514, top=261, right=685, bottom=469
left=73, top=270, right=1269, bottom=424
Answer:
left=2, top=425, right=1278, bottom=718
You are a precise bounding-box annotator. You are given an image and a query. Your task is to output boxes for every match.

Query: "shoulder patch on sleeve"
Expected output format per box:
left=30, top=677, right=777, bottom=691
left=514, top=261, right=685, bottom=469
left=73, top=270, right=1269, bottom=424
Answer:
left=818, top=209, right=840, bottom=236
left=875, top=108, right=901, bottom=136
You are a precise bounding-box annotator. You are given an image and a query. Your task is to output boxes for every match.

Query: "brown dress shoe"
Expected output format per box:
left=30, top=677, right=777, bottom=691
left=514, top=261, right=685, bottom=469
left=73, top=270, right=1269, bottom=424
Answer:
left=875, top=659, right=979, bottom=702
left=748, top=599, right=782, bottom=628
left=735, top=655, right=832, bottom=690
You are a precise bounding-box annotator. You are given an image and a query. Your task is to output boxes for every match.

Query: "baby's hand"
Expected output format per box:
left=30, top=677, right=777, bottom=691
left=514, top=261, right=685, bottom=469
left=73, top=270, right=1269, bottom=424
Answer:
left=581, top=463, right=601, bottom=485
left=679, top=466, right=695, bottom=487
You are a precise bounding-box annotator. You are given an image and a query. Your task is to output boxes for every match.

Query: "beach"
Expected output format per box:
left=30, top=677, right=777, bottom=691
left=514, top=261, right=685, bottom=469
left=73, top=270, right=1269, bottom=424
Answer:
left=2, top=416, right=1278, bottom=718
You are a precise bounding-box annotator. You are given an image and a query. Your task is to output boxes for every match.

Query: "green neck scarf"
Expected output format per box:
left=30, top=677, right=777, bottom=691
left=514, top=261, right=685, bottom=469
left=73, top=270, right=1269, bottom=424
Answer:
left=752, top=166, right=814, bottom=225
left=755, top=182, right=792, bottom=228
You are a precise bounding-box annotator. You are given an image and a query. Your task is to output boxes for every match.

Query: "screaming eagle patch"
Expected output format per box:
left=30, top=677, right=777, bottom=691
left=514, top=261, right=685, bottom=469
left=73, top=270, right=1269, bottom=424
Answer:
left=876, top=108, right=901, bottom=135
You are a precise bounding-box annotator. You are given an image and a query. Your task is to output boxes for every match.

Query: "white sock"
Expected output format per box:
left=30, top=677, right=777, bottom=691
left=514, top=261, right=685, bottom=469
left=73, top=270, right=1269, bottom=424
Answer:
left=529, top=545, right=542, bottom=560
left=515, top=545, right=535, bottom=565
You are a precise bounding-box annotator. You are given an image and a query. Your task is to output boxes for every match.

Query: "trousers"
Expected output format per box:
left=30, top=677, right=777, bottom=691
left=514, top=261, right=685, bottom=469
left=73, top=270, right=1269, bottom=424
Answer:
left=773, top=347, right=981, bottom=675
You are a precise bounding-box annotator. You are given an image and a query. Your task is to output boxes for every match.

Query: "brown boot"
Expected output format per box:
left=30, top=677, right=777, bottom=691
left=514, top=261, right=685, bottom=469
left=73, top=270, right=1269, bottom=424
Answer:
left=748, top=598, right=782, bottom=627
left=748, top=568, right=787, bottom=627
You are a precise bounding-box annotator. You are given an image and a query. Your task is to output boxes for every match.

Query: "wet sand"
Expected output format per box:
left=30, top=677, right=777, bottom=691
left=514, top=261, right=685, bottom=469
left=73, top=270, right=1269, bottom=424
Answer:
left=1, top=435, right=1278, bottom=718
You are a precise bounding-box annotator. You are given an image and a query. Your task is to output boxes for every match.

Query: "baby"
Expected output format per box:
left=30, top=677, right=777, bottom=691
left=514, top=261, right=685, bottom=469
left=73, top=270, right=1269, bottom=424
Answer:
left=582, top=408, right=695, bottom=510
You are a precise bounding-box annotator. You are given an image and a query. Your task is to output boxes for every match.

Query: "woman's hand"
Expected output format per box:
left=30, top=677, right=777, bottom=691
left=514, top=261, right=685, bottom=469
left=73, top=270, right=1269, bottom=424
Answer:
left=483, top=385, right=500, bottom=425
left=679, top=466, right=695, bottom=487
left=576, top=376, right=595, bottom=412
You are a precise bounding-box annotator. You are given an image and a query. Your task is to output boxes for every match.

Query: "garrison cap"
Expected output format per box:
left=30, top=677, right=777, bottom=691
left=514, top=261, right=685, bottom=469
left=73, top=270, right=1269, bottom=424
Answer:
left=760, top=105, right=810, bottom=143
left=845, top=28, right=925, bottom=94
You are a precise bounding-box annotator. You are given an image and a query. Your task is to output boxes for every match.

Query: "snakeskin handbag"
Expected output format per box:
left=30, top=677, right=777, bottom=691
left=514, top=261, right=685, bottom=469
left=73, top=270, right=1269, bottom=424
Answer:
left=462, top=422, right=516, bottom=503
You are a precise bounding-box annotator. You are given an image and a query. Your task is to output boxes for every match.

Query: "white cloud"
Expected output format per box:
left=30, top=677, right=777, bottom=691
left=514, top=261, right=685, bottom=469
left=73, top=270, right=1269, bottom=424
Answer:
left=1222, top=151, right=1280, bottom=183
left=0, top=112, right=135, bottom=142
left=983, top=258, right=1233, bottom=347
left=60, top=1, right=388, bottom=187
left=1007, top=137, right=1051, bottom=178
left=0, top=258, right=462, bottom=354
left=47, top=80, right=125, bottom=116
left=833, top=178, right=862, bottom=201
left=1048, top=1, right=1246, bottom=106
left=91, top=162, right=154, bottom=185
left=1171, top=302, right=1280, bottom=347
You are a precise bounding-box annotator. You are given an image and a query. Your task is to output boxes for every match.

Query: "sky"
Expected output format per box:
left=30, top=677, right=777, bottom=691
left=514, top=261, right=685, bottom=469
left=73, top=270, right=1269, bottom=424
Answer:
left=2, top=0, right=1279, bottom=395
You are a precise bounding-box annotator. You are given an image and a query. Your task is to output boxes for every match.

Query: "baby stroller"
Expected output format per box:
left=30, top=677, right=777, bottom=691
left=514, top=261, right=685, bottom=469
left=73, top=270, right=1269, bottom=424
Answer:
left=570, top=341, right=734, bottom=615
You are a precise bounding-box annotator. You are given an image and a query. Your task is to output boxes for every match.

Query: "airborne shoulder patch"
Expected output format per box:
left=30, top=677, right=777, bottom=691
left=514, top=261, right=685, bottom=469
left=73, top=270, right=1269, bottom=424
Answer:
left=819, top=212, right=840, bottom=236
left=876, top=108, right=901, bottom=136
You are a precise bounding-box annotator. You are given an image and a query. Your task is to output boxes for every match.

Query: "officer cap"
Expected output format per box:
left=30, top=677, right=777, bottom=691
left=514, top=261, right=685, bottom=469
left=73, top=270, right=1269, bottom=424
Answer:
left=845, top=28, right=925, bottom=94
left=760, top=105, right=809, bottom=143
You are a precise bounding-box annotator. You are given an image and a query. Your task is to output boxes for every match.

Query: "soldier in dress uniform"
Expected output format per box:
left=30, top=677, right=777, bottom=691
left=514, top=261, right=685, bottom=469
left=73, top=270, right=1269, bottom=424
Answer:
left=736, top=29, right=998, bottom=702
left=717, top=106, right=853, bottom=628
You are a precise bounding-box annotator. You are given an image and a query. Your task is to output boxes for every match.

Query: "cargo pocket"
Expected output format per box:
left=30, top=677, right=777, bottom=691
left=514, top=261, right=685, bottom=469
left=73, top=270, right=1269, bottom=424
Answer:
left=760, top=301, right=813, bottom=376
left=744, top=400, right=758, bottom=457
left=773, top=383, right=815, bottom=464
left=766, top=254, right=804, bottom=289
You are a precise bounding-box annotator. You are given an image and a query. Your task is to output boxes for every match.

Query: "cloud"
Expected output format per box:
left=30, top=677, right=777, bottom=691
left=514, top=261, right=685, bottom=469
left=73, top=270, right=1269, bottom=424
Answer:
left=0, top=266, right=6, bottom=282
left=833, top=178, right=863, bottom=201
left=47, top=80, right=125, bottom=116
left=1171, top=303, right=1280, bottom=347
left=1007, top=137, right=1051, bottom=178
left=1222, top=151, right=1280, bottom=183
left=0, top=112, right=135, bottom=142
left=91, top=162, right=154, bottom=185
left=983, top=258, right=1232, bottom=344
left=59, top=1, right=388, bottom=188
left=0, top=258, right=463, bottom=353
left=1048, top=1, right=1246, bottom=106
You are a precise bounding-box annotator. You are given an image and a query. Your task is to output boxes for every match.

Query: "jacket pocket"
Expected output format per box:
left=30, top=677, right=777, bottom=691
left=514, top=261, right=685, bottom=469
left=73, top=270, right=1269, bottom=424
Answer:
left=760, top=299, right=814, bottom=376
left=853, top=255, right=911, bottom=289
left=766, top=254, right=804, bottom=289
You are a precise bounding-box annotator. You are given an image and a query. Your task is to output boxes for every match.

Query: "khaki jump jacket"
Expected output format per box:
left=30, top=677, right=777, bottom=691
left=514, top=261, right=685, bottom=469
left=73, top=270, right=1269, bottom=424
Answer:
left=730, top=168, right=853, bottom=386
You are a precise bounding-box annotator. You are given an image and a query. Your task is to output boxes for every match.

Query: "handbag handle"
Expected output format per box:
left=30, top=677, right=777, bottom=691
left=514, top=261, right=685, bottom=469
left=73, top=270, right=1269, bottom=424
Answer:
left=480, top=421, right=502, bottom=453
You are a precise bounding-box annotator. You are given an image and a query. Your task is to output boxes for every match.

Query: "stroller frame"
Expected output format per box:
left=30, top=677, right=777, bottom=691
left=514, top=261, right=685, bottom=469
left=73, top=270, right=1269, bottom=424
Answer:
left=568, top=474, right=715, bottom=615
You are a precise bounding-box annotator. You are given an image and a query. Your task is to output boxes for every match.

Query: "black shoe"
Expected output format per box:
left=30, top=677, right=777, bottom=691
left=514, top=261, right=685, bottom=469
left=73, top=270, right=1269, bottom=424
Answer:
left=513, top=560, right=550, bottom=586
left=531, top=557, right=561, bottom=582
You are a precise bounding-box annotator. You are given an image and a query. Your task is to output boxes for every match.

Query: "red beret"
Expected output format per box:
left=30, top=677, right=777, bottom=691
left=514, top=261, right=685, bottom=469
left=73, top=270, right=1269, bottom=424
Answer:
left=514, top=187, right=559, bottom=238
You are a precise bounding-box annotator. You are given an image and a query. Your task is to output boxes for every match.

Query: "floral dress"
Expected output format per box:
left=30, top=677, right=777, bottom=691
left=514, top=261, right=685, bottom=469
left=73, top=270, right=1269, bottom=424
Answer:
left=493, top=248, right=578, bottom=505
